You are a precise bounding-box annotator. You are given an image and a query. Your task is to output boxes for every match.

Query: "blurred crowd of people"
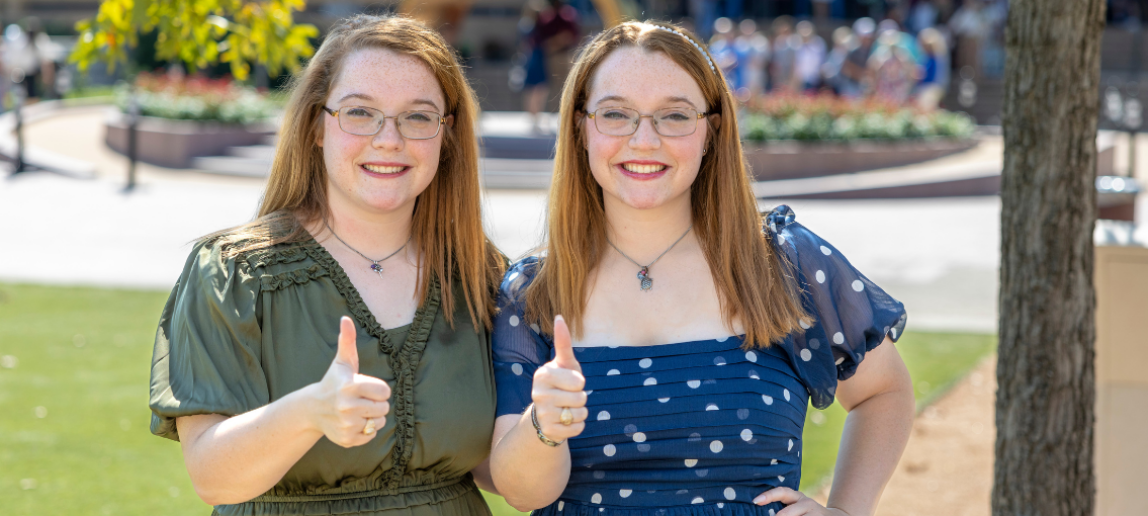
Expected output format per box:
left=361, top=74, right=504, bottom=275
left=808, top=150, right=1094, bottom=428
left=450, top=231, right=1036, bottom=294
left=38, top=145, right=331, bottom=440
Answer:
left=706, top=0, right=1008, bottom=110
left=0, top=18, right=63, bottom=105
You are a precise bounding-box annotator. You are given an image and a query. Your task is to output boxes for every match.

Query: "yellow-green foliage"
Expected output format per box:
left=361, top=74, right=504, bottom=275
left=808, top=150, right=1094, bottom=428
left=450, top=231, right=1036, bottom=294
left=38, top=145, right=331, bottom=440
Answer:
left=70, top=0, right=319, bottom=81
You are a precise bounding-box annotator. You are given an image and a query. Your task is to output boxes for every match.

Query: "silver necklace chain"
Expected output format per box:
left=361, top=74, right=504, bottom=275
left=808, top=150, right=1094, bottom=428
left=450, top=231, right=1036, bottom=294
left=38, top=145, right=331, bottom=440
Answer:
left=606, top=226, right=692, bottom=291
left=325, top=221, right=411, bottom=278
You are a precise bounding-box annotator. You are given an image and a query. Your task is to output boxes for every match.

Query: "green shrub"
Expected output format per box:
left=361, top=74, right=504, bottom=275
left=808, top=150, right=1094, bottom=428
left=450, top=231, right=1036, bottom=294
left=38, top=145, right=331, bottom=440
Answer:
left=741, top=93, right=976, bottom=143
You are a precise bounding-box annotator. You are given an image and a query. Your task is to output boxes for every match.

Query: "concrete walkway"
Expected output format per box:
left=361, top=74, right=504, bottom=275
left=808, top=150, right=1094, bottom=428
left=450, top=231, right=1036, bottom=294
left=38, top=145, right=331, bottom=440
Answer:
left=7, top=104, right=1142, bottom=334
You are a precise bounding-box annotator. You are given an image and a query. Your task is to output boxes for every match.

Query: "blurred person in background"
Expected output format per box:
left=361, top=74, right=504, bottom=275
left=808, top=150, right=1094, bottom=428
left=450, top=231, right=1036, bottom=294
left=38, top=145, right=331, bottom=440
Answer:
left=913, top=27, right=949, bottom=110
left=708, top=17, right=740, bottom=92
left=841, top=17, right=876, bottom=97
left=149, top=14, right=507, bottom=515
left=769, top=16, right=797, bottom=92
left=812, top=0, right=833, bottom=20
left=949, top=0, right=989, bottom=77
left=690, top=0, right=722, bottom=41
left=869, top=28, right=918, bottom=104
left=399, top=0, right=473, bottom=46
left=908, top=0, right=939, bottom=34
left=3, top=20, right=51, bottom=102
left=874, top=19, right=924, bottom=64
left=978, top=0, right=1008, bottom=78
left=734, top=19, right=770, bottom=100
left=822, top=26, right=859, bottom=97
left=519, top=0, right=549, bottom=131
left=524, top=0, right=580, bottom=133
left=793, top=20, right=826, bottom=92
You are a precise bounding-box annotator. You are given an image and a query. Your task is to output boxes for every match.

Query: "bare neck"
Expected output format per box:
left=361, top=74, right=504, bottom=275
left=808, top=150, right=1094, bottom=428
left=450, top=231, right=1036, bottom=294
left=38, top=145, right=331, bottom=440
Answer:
left=318, top=195, right=415, bottom=257
left=603, top=195, right=695, bottom=265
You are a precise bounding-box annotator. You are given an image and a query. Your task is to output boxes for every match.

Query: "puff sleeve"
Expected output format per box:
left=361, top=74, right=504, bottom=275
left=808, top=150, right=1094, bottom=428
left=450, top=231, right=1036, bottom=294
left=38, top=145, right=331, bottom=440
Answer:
left=491, top=257, right=553, bottom=417
left=149, top=240, right=268, bottom=441
left=766, top=205, right=908, bottom=410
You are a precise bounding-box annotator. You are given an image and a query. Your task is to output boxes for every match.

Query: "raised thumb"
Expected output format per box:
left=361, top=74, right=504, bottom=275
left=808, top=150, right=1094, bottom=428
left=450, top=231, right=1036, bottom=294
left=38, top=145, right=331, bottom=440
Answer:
left=552, top=315, right=580, bottom=372
left=334, top=316, right=359, bottom=374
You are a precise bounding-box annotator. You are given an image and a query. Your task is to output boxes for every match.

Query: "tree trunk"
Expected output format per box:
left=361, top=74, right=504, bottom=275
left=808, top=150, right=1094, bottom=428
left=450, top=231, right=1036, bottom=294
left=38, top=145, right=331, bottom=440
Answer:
left=995, top=1, right=1106, bottom=515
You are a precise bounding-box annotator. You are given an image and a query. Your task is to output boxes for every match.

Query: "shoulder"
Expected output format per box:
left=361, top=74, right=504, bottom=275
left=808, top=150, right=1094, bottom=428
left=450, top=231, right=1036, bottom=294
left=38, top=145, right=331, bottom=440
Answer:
left=762, top=204, right=836, bottom=264
left=182, top=222, right=318, bottom=295
left=500, top=255, right=545, bottom=303
left=181, top=235, right=252, bottom=288
left=202, top=214, right=318, bottom=270
left=757, top=203, right=821, bottom=259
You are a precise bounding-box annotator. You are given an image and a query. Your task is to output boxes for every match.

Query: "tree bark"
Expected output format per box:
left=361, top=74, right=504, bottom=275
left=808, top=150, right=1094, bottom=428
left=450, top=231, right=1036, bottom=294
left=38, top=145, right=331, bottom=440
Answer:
left=995, top=1, right=1106, bottom=515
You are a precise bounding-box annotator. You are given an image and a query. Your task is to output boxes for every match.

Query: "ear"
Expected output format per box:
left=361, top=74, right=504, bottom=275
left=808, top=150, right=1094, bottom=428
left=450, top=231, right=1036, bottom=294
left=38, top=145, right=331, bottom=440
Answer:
left=707, top=113, right=722, bottom=129
left=444, top=114, right=454, bottom=128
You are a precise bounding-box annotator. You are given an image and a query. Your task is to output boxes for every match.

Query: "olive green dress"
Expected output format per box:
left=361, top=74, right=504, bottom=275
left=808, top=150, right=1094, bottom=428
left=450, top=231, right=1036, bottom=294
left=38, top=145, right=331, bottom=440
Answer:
left=149, top=235, right=497, bottom=516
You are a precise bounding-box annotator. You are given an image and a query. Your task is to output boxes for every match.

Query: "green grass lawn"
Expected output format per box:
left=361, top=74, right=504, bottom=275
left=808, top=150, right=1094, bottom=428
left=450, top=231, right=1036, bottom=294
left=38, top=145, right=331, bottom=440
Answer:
left=0, top=283, right=995, bottom=515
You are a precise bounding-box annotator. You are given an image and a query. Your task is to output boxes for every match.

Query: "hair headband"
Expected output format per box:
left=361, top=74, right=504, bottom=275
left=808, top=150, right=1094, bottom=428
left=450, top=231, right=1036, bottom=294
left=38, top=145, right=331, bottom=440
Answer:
left=650, top=25, right=716, bottom=73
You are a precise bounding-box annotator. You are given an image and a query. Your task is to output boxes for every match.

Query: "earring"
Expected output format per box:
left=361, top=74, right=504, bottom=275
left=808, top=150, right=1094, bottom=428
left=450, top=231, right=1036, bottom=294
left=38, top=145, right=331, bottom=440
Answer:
left=703, top=148, right=708, bottom=155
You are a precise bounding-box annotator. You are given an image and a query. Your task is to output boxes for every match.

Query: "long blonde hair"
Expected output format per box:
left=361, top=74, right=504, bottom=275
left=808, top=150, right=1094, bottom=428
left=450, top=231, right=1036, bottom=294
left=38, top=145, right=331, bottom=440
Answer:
left=217, top=14, right=504, bottom=330
left=524, top=21, right=808, bottom=347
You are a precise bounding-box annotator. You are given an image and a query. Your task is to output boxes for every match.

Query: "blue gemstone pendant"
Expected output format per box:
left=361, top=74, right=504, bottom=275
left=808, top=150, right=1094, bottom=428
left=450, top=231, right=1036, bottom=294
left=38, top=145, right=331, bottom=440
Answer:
left=369, top=263, right=384, bottom=277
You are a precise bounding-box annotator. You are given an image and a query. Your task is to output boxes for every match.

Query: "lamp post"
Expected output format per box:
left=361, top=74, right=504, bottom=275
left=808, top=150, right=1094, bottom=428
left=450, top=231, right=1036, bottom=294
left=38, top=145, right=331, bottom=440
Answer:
left=124, top=86, right=140, bottom=192
left=10, top=72, right=26, bottom=175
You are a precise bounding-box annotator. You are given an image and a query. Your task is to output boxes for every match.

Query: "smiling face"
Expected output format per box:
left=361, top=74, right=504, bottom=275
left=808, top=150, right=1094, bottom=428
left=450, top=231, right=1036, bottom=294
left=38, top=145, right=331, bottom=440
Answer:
left=318, top=47, right=447, bottom=217
left=583, top=46, right=710, bottom=212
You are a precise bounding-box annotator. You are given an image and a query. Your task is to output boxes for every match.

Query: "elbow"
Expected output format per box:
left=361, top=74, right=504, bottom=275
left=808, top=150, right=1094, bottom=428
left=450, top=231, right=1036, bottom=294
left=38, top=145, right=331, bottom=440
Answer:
left=494, top=478, right=554, bottom=513
left=190, top=479, right=258, bottom=506
left=504, top=495, right=549, bottom=513
left=899, top=377, right=917, bottom=416
left=193, top=485, right=227, bottom=507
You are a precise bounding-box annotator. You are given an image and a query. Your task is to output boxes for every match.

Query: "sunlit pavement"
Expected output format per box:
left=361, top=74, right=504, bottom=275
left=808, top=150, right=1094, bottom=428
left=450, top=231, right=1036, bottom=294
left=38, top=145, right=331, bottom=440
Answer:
left=8, top=105, right=1146, bottom=335
left=0, top=168, right=999, bottom=333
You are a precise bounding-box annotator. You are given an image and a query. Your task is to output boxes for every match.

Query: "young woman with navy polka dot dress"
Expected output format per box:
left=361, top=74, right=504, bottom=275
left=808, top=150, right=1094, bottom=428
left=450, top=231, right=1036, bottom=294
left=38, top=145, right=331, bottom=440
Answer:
left=488, top=21, right=914, bottom=516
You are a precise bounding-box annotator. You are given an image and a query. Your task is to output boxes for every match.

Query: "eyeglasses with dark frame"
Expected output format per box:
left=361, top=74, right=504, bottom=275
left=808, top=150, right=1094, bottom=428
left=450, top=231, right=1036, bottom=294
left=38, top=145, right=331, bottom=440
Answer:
left=586, top=106, right=708, bottom=137
left=321, top=105, right=447, bottom=140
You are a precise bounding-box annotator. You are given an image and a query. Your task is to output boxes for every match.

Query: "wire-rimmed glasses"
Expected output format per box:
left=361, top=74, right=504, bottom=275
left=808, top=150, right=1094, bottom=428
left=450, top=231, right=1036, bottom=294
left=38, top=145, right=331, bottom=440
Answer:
left=321, top=105, right=446, bottom=140
left=586, top=106, right=707, bottom=137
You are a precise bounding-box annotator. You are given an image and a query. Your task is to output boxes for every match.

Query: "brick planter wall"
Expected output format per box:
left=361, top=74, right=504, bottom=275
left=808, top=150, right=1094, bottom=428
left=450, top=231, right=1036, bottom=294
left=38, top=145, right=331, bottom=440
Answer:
left=105, top=111, right=276, bottom=169
left=743, top=138, right=979, bottom=181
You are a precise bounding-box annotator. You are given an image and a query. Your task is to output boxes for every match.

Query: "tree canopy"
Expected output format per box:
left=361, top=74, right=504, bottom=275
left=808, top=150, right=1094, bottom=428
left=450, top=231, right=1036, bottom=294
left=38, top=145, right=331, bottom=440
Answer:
left=70, top=0, right=319, bottom=81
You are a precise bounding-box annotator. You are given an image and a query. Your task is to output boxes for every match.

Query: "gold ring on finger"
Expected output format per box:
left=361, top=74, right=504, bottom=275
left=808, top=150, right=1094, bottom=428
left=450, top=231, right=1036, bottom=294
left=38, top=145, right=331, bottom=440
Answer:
left=560, top=407, right=573, bottom=426
left=362, top=418, right=377, bottom=435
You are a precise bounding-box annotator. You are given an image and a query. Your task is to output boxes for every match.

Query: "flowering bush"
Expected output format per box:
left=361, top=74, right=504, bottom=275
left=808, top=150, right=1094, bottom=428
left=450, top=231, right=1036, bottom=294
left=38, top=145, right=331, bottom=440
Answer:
left=114, top=72, right=281, bottom=124
left=740, top=94, right=976, bottom=142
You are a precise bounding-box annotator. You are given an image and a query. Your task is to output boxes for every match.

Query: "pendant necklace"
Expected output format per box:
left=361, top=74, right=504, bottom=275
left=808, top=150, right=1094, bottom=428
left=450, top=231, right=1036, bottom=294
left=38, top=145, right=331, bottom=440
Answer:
left=606, top=226, right=692, bottom=291
left=325, top=221, right=411, bottom=278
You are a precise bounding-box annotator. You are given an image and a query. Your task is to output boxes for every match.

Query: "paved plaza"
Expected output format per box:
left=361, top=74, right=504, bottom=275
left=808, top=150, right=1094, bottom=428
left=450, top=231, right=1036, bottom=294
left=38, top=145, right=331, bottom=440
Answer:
left=3, top=104, right=1146, bottom=333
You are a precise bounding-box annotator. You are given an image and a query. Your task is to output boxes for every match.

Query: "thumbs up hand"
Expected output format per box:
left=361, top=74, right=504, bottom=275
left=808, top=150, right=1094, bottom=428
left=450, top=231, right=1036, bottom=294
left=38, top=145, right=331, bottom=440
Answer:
left=530, top=315, right=588, bottom=443
left=312, top=316, right=392, bottom=448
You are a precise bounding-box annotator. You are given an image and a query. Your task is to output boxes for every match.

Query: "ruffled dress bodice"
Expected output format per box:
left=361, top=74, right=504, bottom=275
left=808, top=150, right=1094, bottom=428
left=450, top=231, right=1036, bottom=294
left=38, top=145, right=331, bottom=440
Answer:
left=492, top=206, right=907, bottom=516
left=150, top=234, right=497, bottom=516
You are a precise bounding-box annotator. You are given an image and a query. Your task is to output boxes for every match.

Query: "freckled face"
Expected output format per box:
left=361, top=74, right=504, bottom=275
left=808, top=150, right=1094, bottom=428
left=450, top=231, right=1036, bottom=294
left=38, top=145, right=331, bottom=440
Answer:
left=583, top=47, right=709, bottom=211
left=318, top=48, right=447, bottom=215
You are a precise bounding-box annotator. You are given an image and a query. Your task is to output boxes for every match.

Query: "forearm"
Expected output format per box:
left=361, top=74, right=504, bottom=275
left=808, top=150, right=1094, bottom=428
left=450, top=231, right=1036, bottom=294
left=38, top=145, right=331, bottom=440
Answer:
left=178, top=385, right=325, bottom=505
left=825, top=388, right=915, bottom=516
left=490, top=412, right=573, bottom=511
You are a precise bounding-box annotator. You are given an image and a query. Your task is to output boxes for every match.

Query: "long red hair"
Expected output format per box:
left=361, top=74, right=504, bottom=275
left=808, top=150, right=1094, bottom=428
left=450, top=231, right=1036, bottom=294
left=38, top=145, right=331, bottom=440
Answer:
left=524, top=21, right=808, bottom=347
left=215, top=14, right=505, bottom=329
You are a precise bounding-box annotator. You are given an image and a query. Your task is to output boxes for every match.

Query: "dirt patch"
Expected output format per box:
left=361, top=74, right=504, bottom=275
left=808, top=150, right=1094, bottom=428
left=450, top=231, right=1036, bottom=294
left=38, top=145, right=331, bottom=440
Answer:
left=815, top=357, right=996, bottom=516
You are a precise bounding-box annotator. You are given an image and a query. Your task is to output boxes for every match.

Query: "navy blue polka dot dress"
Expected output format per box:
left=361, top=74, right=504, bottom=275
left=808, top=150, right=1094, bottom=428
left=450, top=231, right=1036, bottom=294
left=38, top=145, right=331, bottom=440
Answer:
left=492, top=206, right=907, bottom=516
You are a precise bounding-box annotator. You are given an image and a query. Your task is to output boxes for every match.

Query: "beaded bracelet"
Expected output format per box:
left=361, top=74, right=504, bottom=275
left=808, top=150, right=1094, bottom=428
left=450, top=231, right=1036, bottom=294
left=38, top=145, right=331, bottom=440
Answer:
left=650, top=25, right=716, bottom=73
left=530, top=404, right=564, bottom=447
